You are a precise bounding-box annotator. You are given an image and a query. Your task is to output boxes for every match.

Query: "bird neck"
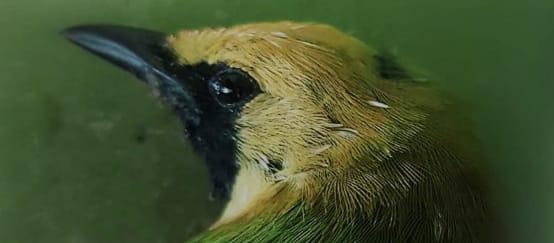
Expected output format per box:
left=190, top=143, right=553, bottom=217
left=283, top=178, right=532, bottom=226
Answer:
left=191, top=200, right=373, bottom=242
left=195, top=102, right=490, bottom=242
left=194, top=143, right=488, bottom=242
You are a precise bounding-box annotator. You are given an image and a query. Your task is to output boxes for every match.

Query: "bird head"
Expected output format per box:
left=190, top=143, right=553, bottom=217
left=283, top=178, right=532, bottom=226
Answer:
left=65, top=22, right=438, bottom=226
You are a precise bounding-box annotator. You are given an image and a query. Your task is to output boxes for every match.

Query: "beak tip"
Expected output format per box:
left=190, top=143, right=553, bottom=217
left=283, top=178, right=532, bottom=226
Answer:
left=62, top=25, right=115, bottom=47
left=62, top=24, right=171, bottom=82
left=62, top=25, right=85, bottom=40
left=62, top=25, right=102, bottom=51
left=62, top=28, right=83, bottom=48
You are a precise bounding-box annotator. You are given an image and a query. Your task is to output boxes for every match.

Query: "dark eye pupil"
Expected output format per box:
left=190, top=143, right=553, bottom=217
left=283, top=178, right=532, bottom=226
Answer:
left=209, top=69, right=258, bottom=107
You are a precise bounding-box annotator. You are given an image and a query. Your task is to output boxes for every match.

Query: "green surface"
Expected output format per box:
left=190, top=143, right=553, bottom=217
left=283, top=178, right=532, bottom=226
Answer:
left=0, top=0, right=552, bottom=242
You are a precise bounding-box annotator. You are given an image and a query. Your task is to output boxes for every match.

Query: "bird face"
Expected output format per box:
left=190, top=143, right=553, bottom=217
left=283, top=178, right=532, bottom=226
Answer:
left=65, top=22, right=493, bottom=242
left=65, top=22, right=429, bottom=221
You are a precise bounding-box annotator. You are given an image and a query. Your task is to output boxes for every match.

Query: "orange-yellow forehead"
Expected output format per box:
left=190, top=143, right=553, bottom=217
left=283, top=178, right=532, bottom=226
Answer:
left=167, top=22, right=368, bottom=64
left=167, top=22, right=374, bottom=63
left=166, top=22, right=377, bottom=96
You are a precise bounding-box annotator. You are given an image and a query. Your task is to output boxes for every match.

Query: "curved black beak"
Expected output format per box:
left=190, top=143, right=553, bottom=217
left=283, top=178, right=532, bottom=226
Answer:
left=63, top=25, right=170, bottom=81
left=63, top=25, right=200, bottom=126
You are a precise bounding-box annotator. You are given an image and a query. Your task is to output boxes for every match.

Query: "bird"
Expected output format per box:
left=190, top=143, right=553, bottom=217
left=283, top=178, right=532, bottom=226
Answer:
left=64, top=21, right=492, bottom=242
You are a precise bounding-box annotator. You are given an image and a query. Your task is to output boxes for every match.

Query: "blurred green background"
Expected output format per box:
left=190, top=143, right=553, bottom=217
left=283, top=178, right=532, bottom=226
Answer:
left=0, top=0, right=552, bottom=242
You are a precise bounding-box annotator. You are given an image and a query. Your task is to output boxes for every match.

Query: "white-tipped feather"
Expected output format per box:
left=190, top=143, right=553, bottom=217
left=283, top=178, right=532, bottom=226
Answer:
left=336, top=127, right=359, bottom=139
left=258, top=153, right=270, bottom=171
left=368, top=100, right=390, bottom=109
left=324, top=123, right=344, bottom=128
left=309, top=144, right=332, bottom=155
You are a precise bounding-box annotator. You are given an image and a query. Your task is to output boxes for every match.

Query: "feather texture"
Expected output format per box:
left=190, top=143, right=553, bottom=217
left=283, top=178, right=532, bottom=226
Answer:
left=166, top=22, right=491, bottom=242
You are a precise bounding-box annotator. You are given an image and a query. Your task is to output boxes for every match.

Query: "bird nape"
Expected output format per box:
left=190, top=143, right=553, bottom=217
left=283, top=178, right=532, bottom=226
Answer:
left=64, top=22, right=493, bottom=242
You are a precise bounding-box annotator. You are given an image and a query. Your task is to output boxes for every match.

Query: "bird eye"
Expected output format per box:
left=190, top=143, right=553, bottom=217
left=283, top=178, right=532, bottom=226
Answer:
left=208, top=69, right=259, bottom=108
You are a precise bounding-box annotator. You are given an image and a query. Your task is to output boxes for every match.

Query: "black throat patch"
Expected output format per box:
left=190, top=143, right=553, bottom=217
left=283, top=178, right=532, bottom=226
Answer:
left=158, top=55, right=259, bottom=200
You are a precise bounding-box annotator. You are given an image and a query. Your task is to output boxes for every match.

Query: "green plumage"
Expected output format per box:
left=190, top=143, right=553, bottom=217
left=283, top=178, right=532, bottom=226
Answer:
left=192, top=99, right=490, bottom=242
left=64, top=22, right=493, bottom=243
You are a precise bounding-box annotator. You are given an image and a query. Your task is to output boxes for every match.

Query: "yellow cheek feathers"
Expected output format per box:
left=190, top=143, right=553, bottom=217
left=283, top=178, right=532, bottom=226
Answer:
left=65, top=21, right=489, bottom=242
left=167, top=22, right=437, bottom=225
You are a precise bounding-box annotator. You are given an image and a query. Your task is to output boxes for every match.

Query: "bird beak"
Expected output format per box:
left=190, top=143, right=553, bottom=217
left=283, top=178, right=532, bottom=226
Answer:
left=63, top=25, right=200, bottom=126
